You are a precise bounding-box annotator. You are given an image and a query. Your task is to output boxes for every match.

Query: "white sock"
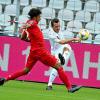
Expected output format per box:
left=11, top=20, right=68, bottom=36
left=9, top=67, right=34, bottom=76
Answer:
left=48, top=68, right=58, bottom=86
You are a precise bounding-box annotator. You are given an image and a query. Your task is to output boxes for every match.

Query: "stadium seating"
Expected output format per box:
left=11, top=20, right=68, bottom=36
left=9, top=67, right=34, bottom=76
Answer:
left=42, top=29, right=50, bottom=39
left=41, top=7, right=55, bottom=19
left=13, top=0, right=29, bottom=6
left=31, top=0, right=46, bottom=7
left=75, top=10, right=91, bottom=23
left=93, top=34, right=100, bottom=44
left=93, top=12, right=100, bottom=24
left=4, top=5, right=17, bottom=16
left=39, top=18, right=46, bottom=30
left=66, top=20, right=82, bottom=33
left=0, top=14, right=11, bottom=26
left=0, top=0, right=11, bottom=5
left=0, top=0, right=100, bottom=44
left=85, top=22, right=100, bottom=35
left=0, top=4, right=2, bottom=14
left=65, top=0, right=82, bottom=11
left=0, top=26, right=2, bottom=30
left=62, top=30, right=74, bottom=39
left=17, top=15, right=29, bottom=27
left=59, top=19, right=65, bottom=31
left=48, top=0, right=64, bottom=9
left=84, top=0, right=99, bottom=12
left=58, top=9, right=74, bottom=21
left=4, top=24, right=15, bottom=33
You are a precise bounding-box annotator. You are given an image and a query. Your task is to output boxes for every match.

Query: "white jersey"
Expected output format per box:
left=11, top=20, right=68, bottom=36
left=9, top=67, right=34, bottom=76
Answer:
left=48, top=28, right=63, bottom=53
left=48, top=28, right=71, bottom=56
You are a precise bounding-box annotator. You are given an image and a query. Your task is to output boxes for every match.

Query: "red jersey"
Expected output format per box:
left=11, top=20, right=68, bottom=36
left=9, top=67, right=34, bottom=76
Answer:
left=22, top=19, right=57, bottom=69
left=26, top=19, right=45, bottom=51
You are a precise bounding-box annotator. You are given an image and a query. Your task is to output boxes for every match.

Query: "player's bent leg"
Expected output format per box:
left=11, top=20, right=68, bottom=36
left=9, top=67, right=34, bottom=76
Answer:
left=40, top=50, right=82, bottom=93
left=62, top=46, right=72, bottom=69
left=55, top=46, right=65, bottom=65
left=62, top=46, right=72, bottom=60
left=40, top=50, right=72, bottom=92
left=5, top=67, right=31, bottom=81
left=0, top=67, right=31, bottom=86
left=57, top=45, right=71, bottom=66
left=54, top=62, right=82, bottom=93
left=55, top=64, right=72, bottom=90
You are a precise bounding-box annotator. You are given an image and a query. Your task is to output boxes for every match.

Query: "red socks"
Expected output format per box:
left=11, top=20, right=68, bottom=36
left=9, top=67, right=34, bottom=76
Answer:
left=5, top=66, right=71, bottom=90
left=6, top=70, right=26, bottom=81
left=57, top=67, right=72, bottom=90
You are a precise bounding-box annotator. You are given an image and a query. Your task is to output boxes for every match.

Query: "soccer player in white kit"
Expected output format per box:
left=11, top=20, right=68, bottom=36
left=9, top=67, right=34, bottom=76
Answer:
left=46, top=18, right=80, bottom=90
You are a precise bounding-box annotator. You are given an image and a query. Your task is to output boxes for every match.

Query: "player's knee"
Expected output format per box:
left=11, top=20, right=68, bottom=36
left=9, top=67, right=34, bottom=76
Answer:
left=64, top=47, right=69, bottom=52
left=53, top=61, right=61, bottom=70
left=63, top=47, right=72, bottom=55
left=64, top=46, right=72, bottom=52
left=24, top=67, right=30, bottom=74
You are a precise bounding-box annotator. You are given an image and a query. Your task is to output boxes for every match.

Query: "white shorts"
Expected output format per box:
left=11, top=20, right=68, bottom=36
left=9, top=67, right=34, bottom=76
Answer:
left=51, top=44, right=72, bottom=58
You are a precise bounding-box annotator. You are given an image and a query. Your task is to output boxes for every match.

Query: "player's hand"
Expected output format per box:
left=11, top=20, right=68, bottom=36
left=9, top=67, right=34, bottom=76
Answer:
left=73, top=37, right=81, bottom=42
left=25, top=37, right=30, bottom=42
left=19, top=29, right=30, bottom=42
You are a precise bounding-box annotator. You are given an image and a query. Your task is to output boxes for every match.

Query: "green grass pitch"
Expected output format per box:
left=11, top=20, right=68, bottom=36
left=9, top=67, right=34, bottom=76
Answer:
left=0, top=80, right=100, bottom=100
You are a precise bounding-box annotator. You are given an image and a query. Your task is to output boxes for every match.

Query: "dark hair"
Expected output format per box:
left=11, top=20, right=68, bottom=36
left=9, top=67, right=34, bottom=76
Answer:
left=28, top=8, right=41, bottom=19
left=51, top=18, right=60, bottom=27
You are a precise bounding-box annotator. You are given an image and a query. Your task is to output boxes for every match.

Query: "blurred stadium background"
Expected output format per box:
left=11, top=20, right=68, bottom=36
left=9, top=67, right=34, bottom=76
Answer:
left=0, top=0, right=100, bottom=100
left=0, top=0, right=100, bottom=44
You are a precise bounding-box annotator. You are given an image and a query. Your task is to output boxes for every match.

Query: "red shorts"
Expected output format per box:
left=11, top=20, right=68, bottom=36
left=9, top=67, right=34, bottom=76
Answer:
left=26, top=48, right=57, bottom=70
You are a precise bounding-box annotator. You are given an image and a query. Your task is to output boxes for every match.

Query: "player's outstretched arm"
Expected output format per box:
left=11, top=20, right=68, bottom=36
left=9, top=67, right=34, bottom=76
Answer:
left=19, top=23, right=32, bottom=42
left=58, top=38, right=81, bottom=44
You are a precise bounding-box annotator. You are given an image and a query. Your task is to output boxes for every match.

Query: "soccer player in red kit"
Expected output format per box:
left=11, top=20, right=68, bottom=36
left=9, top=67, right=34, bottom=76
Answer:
left=0, top=8, right=81, bottom=93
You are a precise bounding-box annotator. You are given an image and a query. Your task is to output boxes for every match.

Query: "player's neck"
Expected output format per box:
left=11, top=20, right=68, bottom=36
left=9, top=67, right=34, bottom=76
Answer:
left=31, top=18, right=38, bottom=23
